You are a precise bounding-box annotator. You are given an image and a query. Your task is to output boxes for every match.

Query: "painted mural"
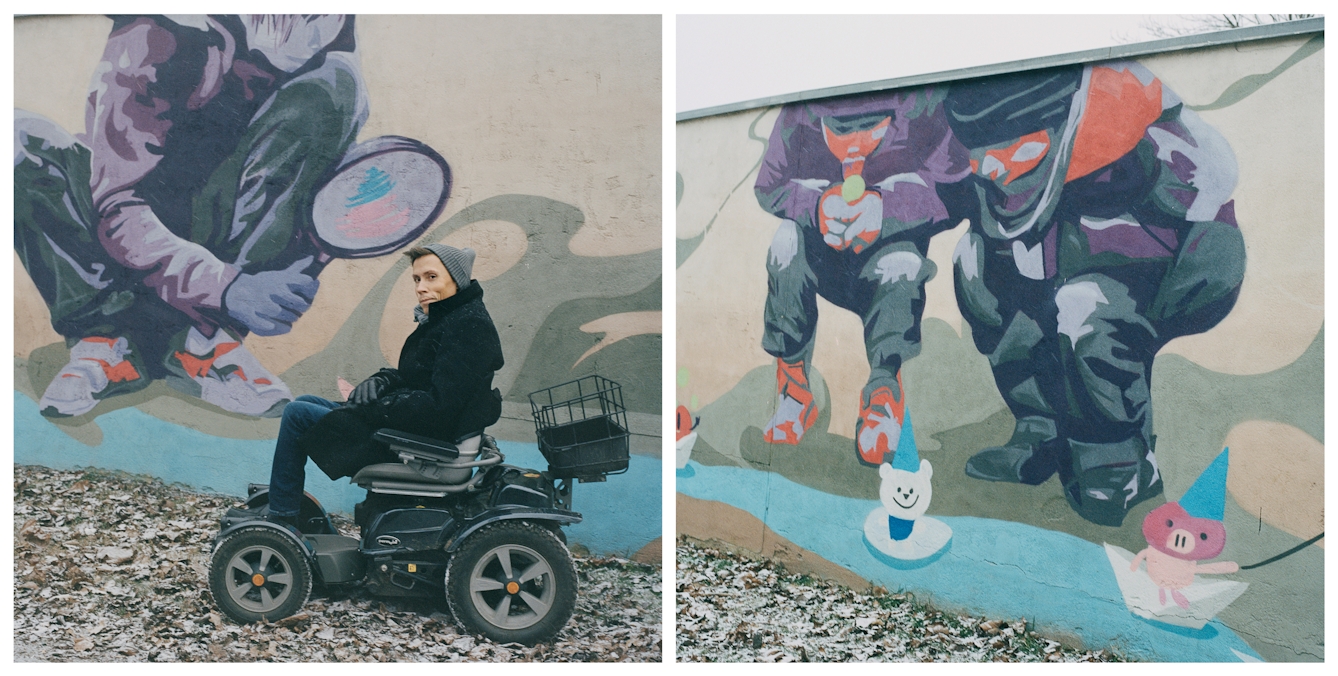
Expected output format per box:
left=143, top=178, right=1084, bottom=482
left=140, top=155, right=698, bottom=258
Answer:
left=677, top=31, right=1322, bottom=662
left=16, top=15, right=444, bottom=419
left=14, top=14, right=663, bottom=558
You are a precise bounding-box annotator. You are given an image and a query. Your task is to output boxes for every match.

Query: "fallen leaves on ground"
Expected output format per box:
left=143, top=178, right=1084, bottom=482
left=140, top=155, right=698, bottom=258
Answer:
left=675, top=537, right=1126, bottom=663
left=13, top=464, right=661, bottom=662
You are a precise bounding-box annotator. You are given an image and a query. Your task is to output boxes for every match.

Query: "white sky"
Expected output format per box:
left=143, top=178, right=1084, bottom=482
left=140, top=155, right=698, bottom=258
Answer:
left=677, top=14, right=1212, bottom=113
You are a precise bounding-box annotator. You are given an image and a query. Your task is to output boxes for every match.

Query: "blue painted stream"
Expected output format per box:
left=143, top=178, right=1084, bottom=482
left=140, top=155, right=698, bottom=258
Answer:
left=677, top=460, right=1263, bottom=662
left=13, top=392, right=660, bottom=557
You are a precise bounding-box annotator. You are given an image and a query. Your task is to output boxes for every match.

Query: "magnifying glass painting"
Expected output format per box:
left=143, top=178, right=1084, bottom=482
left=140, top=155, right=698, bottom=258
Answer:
left=310, top=136, right=452, bottom=264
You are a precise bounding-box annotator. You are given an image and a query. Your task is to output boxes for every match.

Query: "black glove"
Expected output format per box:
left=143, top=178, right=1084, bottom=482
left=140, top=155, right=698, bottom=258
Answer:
left=350, top=374, right=390, bottom=406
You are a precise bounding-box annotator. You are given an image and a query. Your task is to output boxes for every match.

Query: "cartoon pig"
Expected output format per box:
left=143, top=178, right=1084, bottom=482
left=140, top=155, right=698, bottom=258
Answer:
left=1129, top=447, right=1239, bottom=610
left=879, top=459, right=932, bottom=541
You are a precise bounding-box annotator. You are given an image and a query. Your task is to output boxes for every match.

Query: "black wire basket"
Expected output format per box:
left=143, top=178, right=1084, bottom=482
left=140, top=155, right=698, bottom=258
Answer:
left=529, top=375, right=630, bottom=480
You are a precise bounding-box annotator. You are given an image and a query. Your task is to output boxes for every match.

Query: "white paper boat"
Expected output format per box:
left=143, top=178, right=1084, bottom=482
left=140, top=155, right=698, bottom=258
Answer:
left=863, top=506, right=952, bottom=560
left=1104, top=543, right=1248, bottom=630
left=676, top=431, right=697, bottom=469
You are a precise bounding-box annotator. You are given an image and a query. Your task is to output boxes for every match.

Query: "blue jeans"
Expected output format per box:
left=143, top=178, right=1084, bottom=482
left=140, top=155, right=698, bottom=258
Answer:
left=267, top=395, right=341, bottom=516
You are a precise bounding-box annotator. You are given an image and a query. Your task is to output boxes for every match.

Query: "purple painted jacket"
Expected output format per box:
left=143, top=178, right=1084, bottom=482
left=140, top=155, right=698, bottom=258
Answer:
left=755, top=89, right=971, bottom=243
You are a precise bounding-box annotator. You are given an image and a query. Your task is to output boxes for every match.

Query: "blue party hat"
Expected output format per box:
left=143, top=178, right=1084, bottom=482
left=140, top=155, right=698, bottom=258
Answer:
left=1179, top=447, right=1229, bottom=521
left=890, top=407, right=920, bottom=472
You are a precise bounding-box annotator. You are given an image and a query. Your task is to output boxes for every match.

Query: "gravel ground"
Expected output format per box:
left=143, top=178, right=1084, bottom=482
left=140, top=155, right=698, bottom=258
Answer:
left=13, top=464, right=662, bottom=662
left=676, top=538, right=1127, bottom=662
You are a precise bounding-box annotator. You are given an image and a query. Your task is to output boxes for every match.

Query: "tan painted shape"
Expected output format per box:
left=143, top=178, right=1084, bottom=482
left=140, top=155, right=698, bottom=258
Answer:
left=676, top=109, right=780, bottom=240
left=1223, top=421, right=1324, bottom=547
left=13, top=16, right=111, bottom=136
left=631, top=536, right=662, bottom=565
left=811, top=298, right=867, bottom=439
left=1137, top=34, right=1315, bottom=114
left=13, top=252, right=64, bottom=360
left=576, top=311, right=662, bottom=365
left=250, top=257, right=399, bottom=374
left=677, top=493, right=870, bottom=590
left=1139, top=40, right=1323, bottom=375
left=377, top=220, right=528, bottom=367
left=356, top=16, right=661, bottom=257
left=675, top=162, right=775, bottom=410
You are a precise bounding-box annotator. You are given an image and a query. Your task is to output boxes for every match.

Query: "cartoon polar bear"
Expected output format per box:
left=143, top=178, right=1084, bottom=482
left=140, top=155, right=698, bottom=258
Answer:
left=880, top=459, right=933, bottom=540
left=864, top=429, right=953, bottom=561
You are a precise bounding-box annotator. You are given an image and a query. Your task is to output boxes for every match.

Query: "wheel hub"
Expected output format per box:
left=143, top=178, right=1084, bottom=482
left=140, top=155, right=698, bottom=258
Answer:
left=222, top=543, right=295, bottom=614
left=468, top=542, right=559, bottom=630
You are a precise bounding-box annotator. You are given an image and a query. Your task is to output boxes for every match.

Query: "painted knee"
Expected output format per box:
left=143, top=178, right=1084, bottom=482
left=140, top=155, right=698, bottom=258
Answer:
left=768, top=219, right=801, bottom=271
left=1148, top=221, right=1246, bottom=328
left=1054, top=281, right=1109, bottom=344
left=14, top=110, right=78, bottom=167
left=864, top=248, right=933, bottom=372
left=873, top=249, right=931, bottom=286
left=952, top=232, right=1002, bottom=329
left=265, top=51, right=368, bottom=143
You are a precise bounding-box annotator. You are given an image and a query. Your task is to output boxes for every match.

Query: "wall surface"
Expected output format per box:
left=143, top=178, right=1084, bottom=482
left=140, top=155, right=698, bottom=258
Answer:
left=13, top=14, right=662, bottom=557
left=676, top=33, right=1322, bottom=662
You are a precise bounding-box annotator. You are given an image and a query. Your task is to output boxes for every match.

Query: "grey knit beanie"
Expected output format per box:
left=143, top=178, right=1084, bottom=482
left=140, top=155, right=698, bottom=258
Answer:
left=423, top=243, right=475, bottom=288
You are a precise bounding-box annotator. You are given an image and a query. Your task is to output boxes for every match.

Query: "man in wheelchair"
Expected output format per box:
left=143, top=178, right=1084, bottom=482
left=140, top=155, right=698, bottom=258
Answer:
left=226, top=243, right=504, bottom=531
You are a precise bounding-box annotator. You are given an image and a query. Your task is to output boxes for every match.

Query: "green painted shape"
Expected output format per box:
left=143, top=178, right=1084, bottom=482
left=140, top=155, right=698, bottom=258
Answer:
left=675, top=171, right=684, bottom=206
left=283, top=194, right=660, bottom=404
left=1189, top=34, right=1324, bottom=112
left=692, top=361, right=828, bottom=469
left=1150, top=324, right=1324, bottom=504
left=676, top=230, right=707, bottom=268
left=900, top=319, right=1010, bottom=444
left=676, top=366, right=690, bottom=388
left=506, top=276, right=662, bottom=414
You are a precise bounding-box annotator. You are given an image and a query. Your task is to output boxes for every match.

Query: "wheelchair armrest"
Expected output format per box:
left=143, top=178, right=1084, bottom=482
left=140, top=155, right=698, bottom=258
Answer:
left=373, top=428, right=460, bottom=460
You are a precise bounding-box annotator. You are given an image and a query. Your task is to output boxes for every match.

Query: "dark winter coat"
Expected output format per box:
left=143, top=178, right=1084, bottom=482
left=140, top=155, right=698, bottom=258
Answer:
left=298, top=281, right=505, bottom=479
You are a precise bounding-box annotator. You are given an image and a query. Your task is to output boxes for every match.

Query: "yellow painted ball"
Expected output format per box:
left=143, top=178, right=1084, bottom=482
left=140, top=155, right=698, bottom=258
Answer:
left=842, top=175, right=866, bottom=203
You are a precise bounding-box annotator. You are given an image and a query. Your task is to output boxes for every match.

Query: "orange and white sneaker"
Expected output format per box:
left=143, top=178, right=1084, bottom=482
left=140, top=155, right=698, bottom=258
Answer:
left=856, top=374, right=907, bottom=466
left=763, top=358, right=818, bottom=444
left=39, top=336, right=146, bottom=417
left=166, top=327, right=291, bottom=418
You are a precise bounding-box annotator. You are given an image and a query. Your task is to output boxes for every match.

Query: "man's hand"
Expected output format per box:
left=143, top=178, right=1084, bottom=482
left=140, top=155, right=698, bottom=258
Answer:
left=819, top=188, right=882, bottom=253
left=350, top=373, right=390, bottom=405
left=224, top=257, right=320, bottom=336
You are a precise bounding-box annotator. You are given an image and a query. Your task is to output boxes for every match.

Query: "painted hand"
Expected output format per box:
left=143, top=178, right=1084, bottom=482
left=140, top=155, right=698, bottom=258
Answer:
left=225, top=257, right=320, bottom=336
left=819, top=189, right=882, bottom=252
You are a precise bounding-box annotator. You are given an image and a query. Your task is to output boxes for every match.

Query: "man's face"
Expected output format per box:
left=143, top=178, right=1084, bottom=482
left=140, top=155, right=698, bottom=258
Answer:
left=412, top=255, right=458, bottom=311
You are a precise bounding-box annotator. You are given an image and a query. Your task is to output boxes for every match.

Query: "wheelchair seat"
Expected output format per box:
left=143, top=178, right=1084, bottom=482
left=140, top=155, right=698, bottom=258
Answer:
left=353, top=430, right=495, bottom=497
